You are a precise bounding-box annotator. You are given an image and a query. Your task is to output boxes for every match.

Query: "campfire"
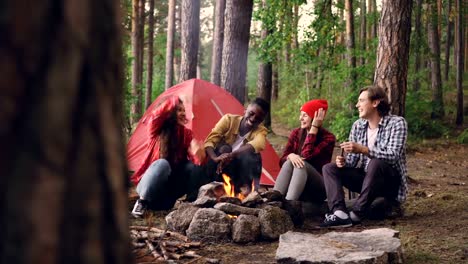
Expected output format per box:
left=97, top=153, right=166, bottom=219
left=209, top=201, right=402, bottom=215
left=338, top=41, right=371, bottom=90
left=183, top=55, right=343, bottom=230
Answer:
left=163, top=179, right=295, bottom=244
left=221, top=173, right=255, bottom=200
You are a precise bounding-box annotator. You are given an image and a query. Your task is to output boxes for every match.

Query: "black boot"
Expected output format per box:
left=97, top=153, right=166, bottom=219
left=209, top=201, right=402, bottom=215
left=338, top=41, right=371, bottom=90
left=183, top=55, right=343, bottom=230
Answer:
left=284, top=200, right=304, bottom=227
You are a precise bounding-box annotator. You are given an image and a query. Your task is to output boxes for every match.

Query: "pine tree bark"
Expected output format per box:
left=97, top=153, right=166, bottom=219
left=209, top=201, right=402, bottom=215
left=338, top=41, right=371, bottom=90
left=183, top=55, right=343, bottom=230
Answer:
left=428, top=2, right=444, bottom=119
left=180, top=0, right=200, bottom=81
left=413, top=0, right=422, bottom=92
left=146, top=0, right=155, bottom=109
left=374, top=0, right=412, bottom=117
left=0, top=1, right=131, bottom=263
left=165, top=0, right=176, bottom=89
left=131, top=0, right=144, bottom=124
left=455, top=0, right=464, bottom=125
left=210, top=0, right=226, bottom=86
left=221, top=0, right=254, bottom=104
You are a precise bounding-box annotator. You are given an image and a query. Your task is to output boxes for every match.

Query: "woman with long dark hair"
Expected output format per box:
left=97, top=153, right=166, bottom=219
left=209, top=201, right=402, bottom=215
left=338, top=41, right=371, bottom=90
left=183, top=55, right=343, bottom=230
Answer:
left=131, top=96, right=204, bottom=217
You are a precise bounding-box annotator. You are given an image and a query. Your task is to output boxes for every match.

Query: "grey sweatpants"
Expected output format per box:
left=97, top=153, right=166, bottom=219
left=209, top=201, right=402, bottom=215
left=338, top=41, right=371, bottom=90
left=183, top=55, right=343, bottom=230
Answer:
left=273, top=160, right=326, bottom=202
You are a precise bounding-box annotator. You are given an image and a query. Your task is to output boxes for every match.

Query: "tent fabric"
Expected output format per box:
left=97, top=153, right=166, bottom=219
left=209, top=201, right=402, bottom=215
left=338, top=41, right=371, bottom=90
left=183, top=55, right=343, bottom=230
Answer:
left=127, top=78, right=280, bottom=186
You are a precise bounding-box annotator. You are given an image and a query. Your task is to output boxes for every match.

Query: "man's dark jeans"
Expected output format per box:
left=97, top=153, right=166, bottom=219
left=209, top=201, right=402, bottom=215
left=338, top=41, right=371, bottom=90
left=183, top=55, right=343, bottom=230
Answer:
left=322, top=159, right=400, bottom=215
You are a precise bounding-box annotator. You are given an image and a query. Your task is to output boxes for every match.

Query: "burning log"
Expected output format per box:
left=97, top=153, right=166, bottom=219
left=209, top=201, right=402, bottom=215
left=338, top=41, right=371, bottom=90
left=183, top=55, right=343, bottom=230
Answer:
left=214, top=202, right=261, bottom=216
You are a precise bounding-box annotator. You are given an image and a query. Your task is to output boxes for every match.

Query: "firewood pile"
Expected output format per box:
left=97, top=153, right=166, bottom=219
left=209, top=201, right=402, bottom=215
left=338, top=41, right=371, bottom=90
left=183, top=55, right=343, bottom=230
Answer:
left=130, top=225, right=219, bottom=263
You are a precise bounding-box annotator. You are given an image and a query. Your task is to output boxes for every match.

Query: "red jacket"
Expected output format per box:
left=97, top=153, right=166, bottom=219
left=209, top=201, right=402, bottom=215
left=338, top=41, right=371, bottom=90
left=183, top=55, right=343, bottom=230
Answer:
left=279, top=127, right=336, bottom=173
left=130, top=96, right=196, bottom=185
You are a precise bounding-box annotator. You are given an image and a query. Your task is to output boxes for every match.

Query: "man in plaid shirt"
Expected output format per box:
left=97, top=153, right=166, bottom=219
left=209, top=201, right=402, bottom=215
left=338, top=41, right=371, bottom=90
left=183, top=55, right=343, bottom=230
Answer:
left=320, top=85, right=408, bottom=228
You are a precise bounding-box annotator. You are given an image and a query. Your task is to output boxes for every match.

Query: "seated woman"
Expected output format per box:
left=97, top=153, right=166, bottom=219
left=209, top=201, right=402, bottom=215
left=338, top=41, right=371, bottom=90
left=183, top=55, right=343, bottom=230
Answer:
left=131, top=96, right=205, bottom=217
left=273, top=99, right=336, bottom=222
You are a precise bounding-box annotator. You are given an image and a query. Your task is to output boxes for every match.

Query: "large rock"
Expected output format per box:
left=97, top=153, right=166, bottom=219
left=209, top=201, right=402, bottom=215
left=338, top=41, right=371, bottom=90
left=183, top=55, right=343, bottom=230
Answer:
left=232, top=214, right=261, bottom=243
left=258, top=206, right=294, bottom=240
left=276, top=228, right=403, bottom=263
left=165, top=203, right=200, bottom=234
left=186, top=208, right=232, bottom=241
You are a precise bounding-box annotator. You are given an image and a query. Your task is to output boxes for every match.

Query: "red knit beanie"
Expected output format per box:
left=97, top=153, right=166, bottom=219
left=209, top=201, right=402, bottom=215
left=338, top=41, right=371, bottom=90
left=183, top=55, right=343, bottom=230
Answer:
left=300, top=99, right=328, bottom=118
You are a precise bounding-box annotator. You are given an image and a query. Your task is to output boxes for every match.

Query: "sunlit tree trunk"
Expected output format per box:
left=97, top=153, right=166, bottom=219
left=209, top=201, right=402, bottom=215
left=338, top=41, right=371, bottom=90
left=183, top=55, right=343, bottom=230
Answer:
left=444, top=0, right=452, bottom=81
left=174, top=4, right=181, bottom=84
left=367, top=0, right=378, bottom=40
left=146, top=0, right=155, bottom=109
left=210, top=0, right=226, bottom=86
left=0, top=1, right=131, bottom=263
left=455, top=0, right=464, bottom=125
left=131, top=0, right=144, bottom=124
left=272, top=62, right=279, bottom=101
left=428, top=2, right=444, bottom=119
left=180, top=0, right=200, bottom=81
left=412, top=0, right=422, bottom=92
left=165, top=0, right=176, bottom=89
left=360, top=0, right=367, bottom=66
left=345, top=0, right=357, bottom=95
left=374, top=0, right=412, bottom=116
left=257, top=0, right=272, bottom=128
left=221, top=0, right=253, bottom=104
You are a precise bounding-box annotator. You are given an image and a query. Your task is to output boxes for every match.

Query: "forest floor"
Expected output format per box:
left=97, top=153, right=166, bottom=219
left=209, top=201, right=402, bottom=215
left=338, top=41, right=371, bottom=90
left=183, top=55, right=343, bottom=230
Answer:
left=129, top=122, right=468, bottom=264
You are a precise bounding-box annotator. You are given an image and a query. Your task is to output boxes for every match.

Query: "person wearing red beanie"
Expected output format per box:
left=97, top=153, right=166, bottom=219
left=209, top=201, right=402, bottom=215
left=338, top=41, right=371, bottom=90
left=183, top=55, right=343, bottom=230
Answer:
left=273, top=99, right=336, bottom=226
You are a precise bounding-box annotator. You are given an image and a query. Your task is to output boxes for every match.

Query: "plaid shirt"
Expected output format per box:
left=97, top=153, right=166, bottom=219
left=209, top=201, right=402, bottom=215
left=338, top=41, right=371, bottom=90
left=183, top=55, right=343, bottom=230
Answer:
left=280, top=128, right=336, bottom=173
left=345, top=115, right=408, bottom=202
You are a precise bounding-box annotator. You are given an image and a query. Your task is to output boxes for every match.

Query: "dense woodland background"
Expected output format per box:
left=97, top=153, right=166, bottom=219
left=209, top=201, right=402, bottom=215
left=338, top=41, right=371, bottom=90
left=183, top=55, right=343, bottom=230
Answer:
left=122, top=0, right=466, bottom=142
left=0, top=0, right=466, bottom=263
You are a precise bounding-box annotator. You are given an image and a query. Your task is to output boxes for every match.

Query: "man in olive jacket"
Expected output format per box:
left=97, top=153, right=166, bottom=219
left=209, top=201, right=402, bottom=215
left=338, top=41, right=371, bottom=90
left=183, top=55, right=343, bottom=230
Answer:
left=204, top=97, right=269, bottom=193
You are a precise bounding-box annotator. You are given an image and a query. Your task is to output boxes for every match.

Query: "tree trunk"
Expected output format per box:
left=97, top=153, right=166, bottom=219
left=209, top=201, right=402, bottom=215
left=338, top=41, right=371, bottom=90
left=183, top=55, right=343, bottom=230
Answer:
left=367, top=0, right=378, bottom=39
left=413, top=0, right=422, bottom=92
left=0, top=1, right=131, bottom=263
left=272, top=62, right=279, bottom=101
left=146, top=0, right=155, bottom=109
left=360, top=0, right=367, bottom=66
left=174, top=3, right=181, bottom=84
left=428, top=2, right=444, bottom=119
left=210, top=0, right=226, bottom=86
left=257, top=0, right=272, bottom=128
left=455, top=0, right=464, bottom=125
left=165, top=0, right=176, bottom=89
left=345, top=0, right=357, bottom=95
left=444, top=0, right=452, bottom=81
left=180, top=0, right=200, bottom=81
left=131, top=0, right=144, bottom=124
left=374, top=0, right=412, bottom=117
left=221, top=0, right=254, bottom=104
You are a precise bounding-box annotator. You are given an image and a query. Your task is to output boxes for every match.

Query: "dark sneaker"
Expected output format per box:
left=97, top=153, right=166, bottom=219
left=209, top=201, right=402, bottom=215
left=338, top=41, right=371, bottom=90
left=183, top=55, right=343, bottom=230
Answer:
left=319, top=213, right=353, bottom=228
left=131, top=199, right=147, bottom=218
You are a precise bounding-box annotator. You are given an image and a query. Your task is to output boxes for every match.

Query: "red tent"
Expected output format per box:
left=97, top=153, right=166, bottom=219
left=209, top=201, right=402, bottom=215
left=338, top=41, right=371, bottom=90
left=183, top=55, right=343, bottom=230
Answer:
left=127, top=79, right=280, bottom=186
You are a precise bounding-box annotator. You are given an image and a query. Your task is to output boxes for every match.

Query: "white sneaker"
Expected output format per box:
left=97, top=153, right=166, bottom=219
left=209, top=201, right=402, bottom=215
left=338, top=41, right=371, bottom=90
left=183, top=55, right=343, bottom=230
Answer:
left=131, top=199, right=147, bottom=218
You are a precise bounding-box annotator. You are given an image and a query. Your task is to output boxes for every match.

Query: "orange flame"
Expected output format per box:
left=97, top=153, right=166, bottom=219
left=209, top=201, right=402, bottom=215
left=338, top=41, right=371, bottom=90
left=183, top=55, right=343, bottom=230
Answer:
left=222, top=173, right=235, bottom=197
left=222, top=173, right=254, bottom=200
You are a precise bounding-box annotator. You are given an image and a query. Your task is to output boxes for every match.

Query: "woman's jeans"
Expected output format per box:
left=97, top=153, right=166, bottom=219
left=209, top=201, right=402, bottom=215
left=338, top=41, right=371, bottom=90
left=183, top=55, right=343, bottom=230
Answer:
left=136, top=159, right=204, bottom=210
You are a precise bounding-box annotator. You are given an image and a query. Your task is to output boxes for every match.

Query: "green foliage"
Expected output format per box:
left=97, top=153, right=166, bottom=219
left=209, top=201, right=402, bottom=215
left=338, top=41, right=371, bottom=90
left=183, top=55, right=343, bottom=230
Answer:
left=456, top=129, right=468, bottom=144
left=405, top=91, right=450, bottom=139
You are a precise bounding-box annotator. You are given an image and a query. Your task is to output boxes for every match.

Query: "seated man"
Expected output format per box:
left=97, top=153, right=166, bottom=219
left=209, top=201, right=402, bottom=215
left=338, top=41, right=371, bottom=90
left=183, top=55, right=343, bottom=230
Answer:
left=320, top=85, right=408, bottom=228
left=204, top=97, right=269, bottom=194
